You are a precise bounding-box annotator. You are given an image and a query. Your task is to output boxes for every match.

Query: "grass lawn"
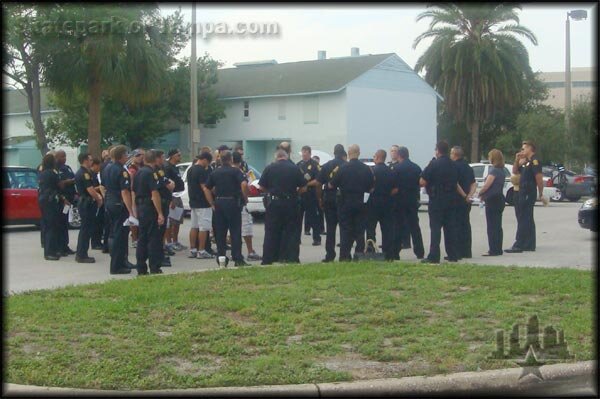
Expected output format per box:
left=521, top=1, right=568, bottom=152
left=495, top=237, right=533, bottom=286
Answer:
left=4, top=262, right=595, bottom=390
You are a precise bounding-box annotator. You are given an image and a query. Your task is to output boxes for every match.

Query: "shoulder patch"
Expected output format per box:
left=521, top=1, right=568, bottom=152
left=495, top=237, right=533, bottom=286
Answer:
left=153, top=173, right=158, bottom=180
left=84, top=173, right=91, bottom=180
left=533, top=159, right=539, bottom=166
left=123, top=171, right=128, bottom=178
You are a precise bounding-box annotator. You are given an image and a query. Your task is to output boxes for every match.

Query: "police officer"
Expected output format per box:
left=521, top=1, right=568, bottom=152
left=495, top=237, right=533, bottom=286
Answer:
left=329, top=144, right=375, bottom=262
left=104, top=145, right=134, bottom=274
left=38, top=153, right=64, bottom=261
left=74, top=152, right=103, bottom=263
left=99, top=147, right=114, bottom=253
left=55, top=150, right=76, bottom=255
left=311, top=155, right=325, bottom=236
left=392, top=146, right=425, bottom=259
left=316, top=144, right=347, bottom=262
left=366, top=149, right=395, bottom=260
left=506, top=140, right=545, bottom=253
left=451, top=146, right=476, bottom=259
left=154, top=150, right=176, bottom=266
left=132, top=150, right=165, bottom=275
left=258, top=149, right=307, bottom=265
left=203, top=151, right=249, bottom=267
left=297, top=146, right=322, bottom=246
left=388, top=145, right=404, bottom=260
left=420, top=141, right=460, bottom=264
left=89, top=157, right=104, bottom=250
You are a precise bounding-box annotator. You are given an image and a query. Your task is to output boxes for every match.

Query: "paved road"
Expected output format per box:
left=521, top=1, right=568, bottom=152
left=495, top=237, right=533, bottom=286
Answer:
left=4, top=201, right=595, bottom=294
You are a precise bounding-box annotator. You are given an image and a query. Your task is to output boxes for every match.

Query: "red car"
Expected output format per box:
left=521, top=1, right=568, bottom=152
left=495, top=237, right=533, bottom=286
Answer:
left=3, top=166, right=42, bottom=226
left=3, top=166, right=82, bottom=228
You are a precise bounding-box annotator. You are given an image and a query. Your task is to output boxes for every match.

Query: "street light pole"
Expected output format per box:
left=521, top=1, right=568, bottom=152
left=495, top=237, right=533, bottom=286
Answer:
left=565, top=13, right=571, bottom=136
left=190, top=2, right=198, bottom=161
left=564, top=9, right=588, bottom=153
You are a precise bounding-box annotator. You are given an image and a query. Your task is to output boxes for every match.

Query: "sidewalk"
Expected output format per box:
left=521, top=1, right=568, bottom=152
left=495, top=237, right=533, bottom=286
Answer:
left=4, top=361, right=596, bottom=397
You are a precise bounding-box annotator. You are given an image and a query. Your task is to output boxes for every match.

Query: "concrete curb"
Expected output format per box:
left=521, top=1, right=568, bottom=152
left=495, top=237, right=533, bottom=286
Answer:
left=3, top=361, right=596, bottom=397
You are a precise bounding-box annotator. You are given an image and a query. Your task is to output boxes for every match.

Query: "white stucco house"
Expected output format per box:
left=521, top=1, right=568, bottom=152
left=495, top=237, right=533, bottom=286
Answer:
left=202, top=49, right=442, bottom=171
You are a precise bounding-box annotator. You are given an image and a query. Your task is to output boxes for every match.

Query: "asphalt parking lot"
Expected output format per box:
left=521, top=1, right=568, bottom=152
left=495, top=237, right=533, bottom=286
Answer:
left=3, top=201, right=596, bottom=294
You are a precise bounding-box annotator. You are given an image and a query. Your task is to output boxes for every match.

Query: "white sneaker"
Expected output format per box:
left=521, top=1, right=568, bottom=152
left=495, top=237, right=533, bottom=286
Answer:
left=188, top=251, right=198, bottom=259
left=197, top=250, right=214, bottom=259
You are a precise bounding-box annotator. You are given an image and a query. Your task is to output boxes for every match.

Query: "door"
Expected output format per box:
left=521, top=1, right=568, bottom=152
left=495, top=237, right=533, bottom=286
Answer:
left=4, top=168, right=41, bottom=222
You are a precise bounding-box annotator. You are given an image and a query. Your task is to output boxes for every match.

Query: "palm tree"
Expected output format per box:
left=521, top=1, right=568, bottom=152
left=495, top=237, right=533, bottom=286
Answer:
left=413, top=4, right=537, bottom=161
left=37, top=5, right=186, bottom=157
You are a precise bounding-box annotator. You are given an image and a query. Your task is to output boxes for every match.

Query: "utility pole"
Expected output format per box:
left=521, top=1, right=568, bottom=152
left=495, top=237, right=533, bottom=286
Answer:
left=190, top=2, right=198, bottom=160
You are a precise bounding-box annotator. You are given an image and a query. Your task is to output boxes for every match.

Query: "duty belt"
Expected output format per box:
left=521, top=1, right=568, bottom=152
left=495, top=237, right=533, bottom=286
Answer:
left=135, top=196, right=152, bottom=204
left=216, top=196, right=235, bottom=200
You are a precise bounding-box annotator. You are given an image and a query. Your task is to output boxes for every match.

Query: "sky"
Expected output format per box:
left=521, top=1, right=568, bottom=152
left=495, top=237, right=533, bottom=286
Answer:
left=159, top=3, right=597, bottom=73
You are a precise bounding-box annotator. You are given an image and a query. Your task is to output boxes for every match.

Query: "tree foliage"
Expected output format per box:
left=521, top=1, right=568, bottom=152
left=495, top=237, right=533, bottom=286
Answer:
left=44, top=54, right=226, bottom=150
left=3, top=4, right=50, bottom=155
left=36, top=4, right=188, bottom=157
left=414, top=3, right=537, bottom=161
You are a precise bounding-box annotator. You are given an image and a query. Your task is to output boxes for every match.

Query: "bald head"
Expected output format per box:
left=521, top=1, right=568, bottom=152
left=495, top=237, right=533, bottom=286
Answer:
left=278, top=141, right=291, bottom=155
left=55, top=149, right=66, bottom=165
left=374, top=149, right=387, bottom=164
left=347, top=144, right=360, bottom=159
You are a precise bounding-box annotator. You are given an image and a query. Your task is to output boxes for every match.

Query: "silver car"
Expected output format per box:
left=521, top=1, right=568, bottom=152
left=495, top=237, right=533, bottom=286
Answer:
left=177, top=162, right=266, bottom=215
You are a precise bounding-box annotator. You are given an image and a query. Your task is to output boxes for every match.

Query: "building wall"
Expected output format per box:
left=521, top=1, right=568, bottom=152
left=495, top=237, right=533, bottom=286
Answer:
left=201, top=91, right=347, bottom=171
left=538, top=67, right=596, bottom=109
left=345, top=55, right=438, bottom=168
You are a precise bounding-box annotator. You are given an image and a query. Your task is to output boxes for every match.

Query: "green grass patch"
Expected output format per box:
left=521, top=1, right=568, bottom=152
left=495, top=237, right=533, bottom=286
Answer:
left=4, top=262, right=595, bottom=389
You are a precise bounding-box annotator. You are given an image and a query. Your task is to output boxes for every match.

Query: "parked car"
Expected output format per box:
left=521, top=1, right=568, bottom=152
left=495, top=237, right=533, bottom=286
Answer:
left=578, top=197, right=598, bottom=232
left=3, top=166, right=80, bottom=228
left=542, top=165, right=596, bottom=202
left=418, top=162, right=559, bottom=206
left=178, top=162, right=266, bottom=215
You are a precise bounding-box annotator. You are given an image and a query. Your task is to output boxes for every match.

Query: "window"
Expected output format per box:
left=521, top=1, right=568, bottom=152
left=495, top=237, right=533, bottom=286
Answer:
left=8, top=170, right=38, bottom=189
left=243, top=101, right=250, bottom=119
left=303, top=95, right=319, bottom=124
left=472, top=165, right=485, bottom=179
left=278, top=98, right=286, bottom=120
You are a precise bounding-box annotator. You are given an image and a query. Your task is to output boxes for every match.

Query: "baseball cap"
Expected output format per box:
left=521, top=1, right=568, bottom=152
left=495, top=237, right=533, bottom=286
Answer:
left=217, top=145, right=231, bottom=152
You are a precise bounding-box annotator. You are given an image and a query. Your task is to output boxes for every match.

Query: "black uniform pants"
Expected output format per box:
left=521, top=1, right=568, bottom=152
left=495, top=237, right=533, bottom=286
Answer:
left=160, top=202, right=169, bottom=254
left=106, top=199, right=129, bottom=272
left=91, top=204, right=104, bottom=247
left=39, top=199, right=61, bottom=257
left=136, top=201, right=162, bottom=272
left=299, top=191, right=321, bottom=243
left=401, top=201, right=425, bottom=258
left=454, top=202, right=472, bottom=258
left=338, top=200, right=367, bottom=262
left=390, top=200, right=404, bottom=260
left=76, top=199, right=96, bottom=258
left=58, top=205, right=70, bottom=251
left=513, top=190, right=536, bottom=250
left=214, top=199, right=243, bottom=262
left=485, top=195, right=505, bottom=255
left=427, top=205, right=457, bottom=262
left=102, top=205, right=111, bottom=252
left=323, top=199, right=339, bottom=261
left=263, top=198, right=299, bottom=264
left=366, top=196, right=394, bottom=260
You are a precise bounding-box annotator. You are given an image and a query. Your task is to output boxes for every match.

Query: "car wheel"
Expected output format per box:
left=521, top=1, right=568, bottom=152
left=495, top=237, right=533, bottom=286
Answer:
left=69, top=207, right=82, bottom=229
left=505, top=188, right=514, bottom=206
left=567, top=196, right=581, bottom=202
left=550, top=189, right=565, bottom=202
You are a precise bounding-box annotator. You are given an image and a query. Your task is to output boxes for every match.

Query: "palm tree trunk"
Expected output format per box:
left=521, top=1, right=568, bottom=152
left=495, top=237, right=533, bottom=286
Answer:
left=87, top=80, right=102, bottom=158
left=469, top=120, right=480, bottom=163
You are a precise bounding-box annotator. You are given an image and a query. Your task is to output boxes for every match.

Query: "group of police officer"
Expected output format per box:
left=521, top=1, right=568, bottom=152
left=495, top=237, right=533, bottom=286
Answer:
left=37, top=138, right=544, bottom=271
